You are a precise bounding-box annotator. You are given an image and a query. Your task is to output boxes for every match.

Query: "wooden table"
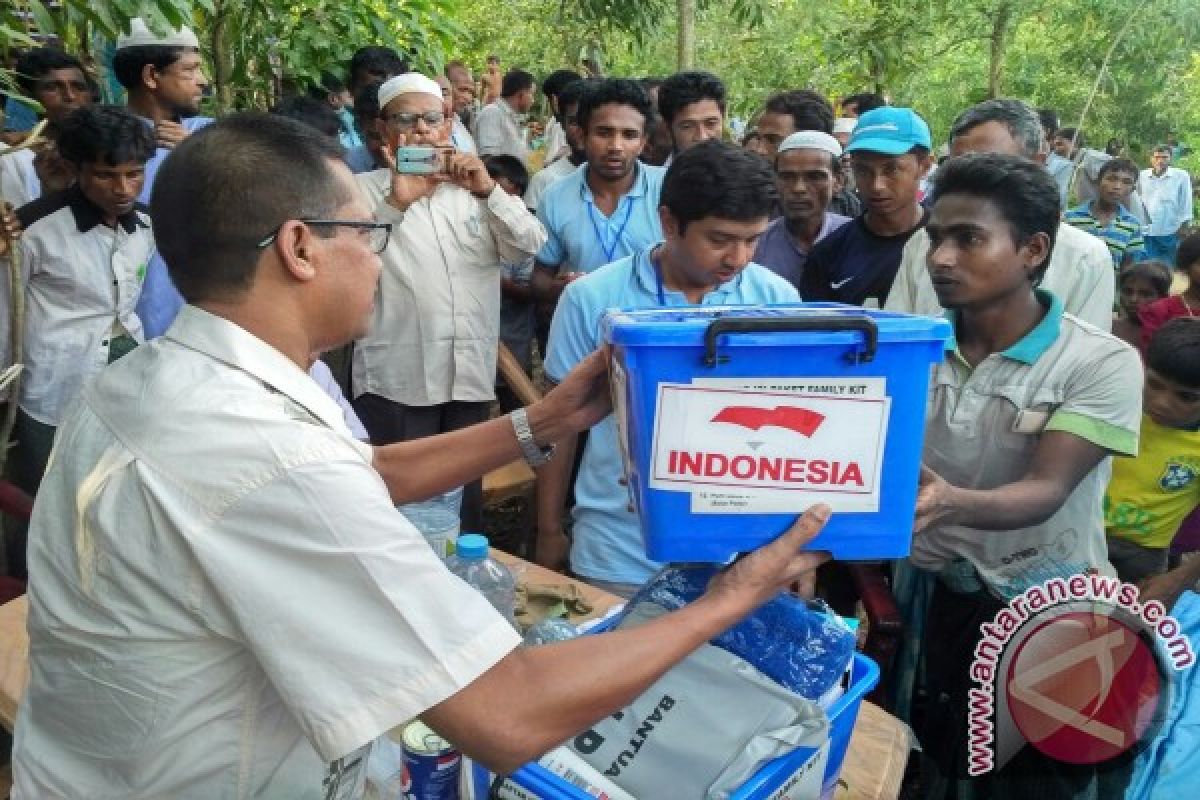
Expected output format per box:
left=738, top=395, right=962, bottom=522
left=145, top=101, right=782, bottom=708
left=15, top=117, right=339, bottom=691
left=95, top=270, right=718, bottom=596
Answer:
left=0, top=555, right=910, bottom=799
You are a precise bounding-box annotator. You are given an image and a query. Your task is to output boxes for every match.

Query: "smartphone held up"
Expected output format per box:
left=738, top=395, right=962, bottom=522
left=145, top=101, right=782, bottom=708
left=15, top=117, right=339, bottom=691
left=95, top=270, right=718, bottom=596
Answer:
left=395, top=145, right=457, bottom=175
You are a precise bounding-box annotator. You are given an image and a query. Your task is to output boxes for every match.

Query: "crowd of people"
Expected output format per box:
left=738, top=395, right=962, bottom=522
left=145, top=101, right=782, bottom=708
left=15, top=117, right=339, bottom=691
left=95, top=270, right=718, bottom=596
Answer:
left=1, top=16, right=1199, bottom=800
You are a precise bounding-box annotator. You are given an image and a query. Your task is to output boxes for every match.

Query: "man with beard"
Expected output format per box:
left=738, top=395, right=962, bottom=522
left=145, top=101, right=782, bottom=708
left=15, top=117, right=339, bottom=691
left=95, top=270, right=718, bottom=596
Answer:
left=656, top=71, right=726, bottom=160
left=754, top=130, right=850, bottom=287
left=112, top=18, right=212, bottom=338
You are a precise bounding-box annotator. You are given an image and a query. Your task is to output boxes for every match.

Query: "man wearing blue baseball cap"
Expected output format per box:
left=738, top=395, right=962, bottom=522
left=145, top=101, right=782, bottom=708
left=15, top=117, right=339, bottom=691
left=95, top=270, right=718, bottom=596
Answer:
left=800, top=107, right=933, bottom=306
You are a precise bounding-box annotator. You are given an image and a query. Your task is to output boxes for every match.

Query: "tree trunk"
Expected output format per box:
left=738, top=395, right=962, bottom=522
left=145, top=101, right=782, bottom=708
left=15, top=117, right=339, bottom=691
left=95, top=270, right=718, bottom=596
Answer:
left=988, top=2, right=1014, bottom=99
left=210, top=1, right=234, bottom=114
left=677, top=0, right=696, bottom=70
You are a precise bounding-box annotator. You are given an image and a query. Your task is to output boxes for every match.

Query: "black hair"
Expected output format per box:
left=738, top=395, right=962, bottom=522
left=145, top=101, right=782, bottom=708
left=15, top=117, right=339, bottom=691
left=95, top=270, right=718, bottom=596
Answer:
left=557, top=79, right=590, bottom=115
left=1098, top=157, right=1139, bottom=182
left=763, top=89, right=834, bottom=134
left=639, top=77, right=664, bottom=93
left=501, top=69, right=535, bottom=98
left=272, top=95, right=343, bottom=140
left=483, top=154, right=530, bottom=196
left=931, top=152, right=1061, bottom=283
left=657, top=71, right=726, bottom=125
left=842, top=93, right=885, bottom=115
left=1147, top=318, right=1200, bottom=389
left=352, top=80, right=383, bottom=127
left=660, top=139, right=777, bottom=231
left=310, top=70, right=346, bottom=99
left=112, top=44, right=191, bottom=91
left=1117, top=259, right=1171, bottom=297
left=1036, top=108, right=1058, bottom=135
left=347, top=46, right=406, bottom=89
left=542, top=69, right=582, bottom=100
left=1179, top=231, right=1200, bottom=270
left=56, top=104, right=155, bottom=167
left=1055, top=127, right=1084, bottom=148
left=576, top=78, right=654, bottom=132
left=14, top=47, right=87, bottom=96
left=1152, top=144, right=1174, bottom=156
left=151, top=112, right=351, bottom=303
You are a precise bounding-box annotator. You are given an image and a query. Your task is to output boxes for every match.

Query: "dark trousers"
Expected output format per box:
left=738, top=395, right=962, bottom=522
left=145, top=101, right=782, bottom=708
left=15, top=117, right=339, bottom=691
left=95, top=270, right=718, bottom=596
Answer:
left=352, top=394, right=491, bottom=531
left=5, top=410, right=55, bottom=578
left=920, top=580, right=1133, bottom=799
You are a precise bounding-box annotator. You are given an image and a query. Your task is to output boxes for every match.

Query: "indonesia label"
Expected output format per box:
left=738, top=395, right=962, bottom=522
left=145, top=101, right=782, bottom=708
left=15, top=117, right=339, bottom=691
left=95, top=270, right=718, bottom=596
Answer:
left=648, top=379, right=889, bottom=513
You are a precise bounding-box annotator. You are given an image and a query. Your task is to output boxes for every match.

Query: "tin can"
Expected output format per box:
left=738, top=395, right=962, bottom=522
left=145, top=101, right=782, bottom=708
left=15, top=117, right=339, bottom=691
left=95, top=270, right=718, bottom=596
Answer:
left=400, top=719, right=460, bottom=800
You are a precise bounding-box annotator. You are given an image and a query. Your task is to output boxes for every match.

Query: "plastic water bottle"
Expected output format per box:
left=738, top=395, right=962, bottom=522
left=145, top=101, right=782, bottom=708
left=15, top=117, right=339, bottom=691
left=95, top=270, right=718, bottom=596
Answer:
left=398, top=487, right=462, bottom=559
left=446, top=533, right=517, bottom=628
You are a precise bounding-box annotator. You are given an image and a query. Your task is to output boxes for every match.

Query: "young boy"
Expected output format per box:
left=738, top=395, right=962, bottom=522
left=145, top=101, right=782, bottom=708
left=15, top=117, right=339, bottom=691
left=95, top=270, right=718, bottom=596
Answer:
left=911, top=153, right=1142, bottom=795
left=1063, top=157, right=1146, bottom=269
left=0, top=105, right=155, bottom=573
left=1106, top=319, right=1200, bottom=583
left=1112, top=259, right=1171, bottom=348
left=484, top=154, right=536, bottom=411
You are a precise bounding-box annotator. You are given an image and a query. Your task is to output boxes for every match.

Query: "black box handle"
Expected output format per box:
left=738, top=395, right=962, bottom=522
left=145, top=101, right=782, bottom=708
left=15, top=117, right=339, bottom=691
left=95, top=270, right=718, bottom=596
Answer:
left=703, top=315, right=879, bottom=367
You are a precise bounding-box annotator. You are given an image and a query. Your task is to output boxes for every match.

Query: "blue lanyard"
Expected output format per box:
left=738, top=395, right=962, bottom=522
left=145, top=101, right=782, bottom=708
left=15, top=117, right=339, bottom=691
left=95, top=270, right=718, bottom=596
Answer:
left=587, top=195, right=635, bottom=264
left=650, top=247, right=667, bottom=306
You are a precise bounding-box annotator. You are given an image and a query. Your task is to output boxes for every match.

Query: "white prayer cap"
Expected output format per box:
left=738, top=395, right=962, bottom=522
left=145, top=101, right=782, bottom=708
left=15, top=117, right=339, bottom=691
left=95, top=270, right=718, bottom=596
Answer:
left=778, top=130, right=843, bottom=158
left=833, top=117, right=857, bottom=135
left=116, top=17, right=200, bottom=50
left=378, top=73, right=443, bottom=110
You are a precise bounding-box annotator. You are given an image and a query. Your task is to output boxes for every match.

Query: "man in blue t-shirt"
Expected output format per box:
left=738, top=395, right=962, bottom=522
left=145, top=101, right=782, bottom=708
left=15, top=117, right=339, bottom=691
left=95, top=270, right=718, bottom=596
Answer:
left=530, top=79, right=667, bottom=308
left=536, top=141, right=800, bottom=596
left=801, top=107, right=933, bottom=307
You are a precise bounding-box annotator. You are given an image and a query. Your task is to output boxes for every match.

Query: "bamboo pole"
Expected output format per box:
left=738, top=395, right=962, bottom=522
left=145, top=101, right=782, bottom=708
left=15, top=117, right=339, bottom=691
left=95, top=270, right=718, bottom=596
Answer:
left=0, top=120, right=47, bottom=475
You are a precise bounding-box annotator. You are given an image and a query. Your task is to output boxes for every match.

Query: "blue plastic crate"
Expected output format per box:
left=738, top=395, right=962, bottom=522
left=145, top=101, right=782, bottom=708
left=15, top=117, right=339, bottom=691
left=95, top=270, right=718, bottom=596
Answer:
left=477, top=651, right=880, bottom=799
left=602, top=303, right=950, bottom=562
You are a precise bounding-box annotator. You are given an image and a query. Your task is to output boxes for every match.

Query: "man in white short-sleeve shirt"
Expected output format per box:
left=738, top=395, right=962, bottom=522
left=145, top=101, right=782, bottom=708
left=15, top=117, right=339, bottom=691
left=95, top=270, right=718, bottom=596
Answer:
left=12, top=112, right=831, bottom=800
left=885, top=99, right=1114, bottom=330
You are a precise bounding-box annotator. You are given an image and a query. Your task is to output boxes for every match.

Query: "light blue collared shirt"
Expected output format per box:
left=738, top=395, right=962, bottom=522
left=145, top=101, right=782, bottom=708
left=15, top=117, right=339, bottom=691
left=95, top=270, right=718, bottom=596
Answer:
left=535, top=162, right=666, bottom=275
left=134, top=115, right=214, bottom=338
left=543, top=243, right=801, bottom=584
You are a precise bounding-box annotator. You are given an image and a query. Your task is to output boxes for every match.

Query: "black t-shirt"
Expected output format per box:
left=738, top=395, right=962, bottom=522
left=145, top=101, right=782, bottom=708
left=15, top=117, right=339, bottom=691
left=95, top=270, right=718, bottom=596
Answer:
left=800, top=209, right=929, bottom=306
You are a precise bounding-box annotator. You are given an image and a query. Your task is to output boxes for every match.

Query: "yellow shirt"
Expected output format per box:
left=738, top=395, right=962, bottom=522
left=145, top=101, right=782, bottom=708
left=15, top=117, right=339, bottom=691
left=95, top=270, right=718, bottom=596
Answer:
left=1105, top=414, right=1200, bottom=548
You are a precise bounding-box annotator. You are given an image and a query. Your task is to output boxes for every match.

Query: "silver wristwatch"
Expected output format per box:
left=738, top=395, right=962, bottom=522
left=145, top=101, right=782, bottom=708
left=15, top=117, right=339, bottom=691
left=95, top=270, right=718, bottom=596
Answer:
left=510, top=408, right=556, bottom=466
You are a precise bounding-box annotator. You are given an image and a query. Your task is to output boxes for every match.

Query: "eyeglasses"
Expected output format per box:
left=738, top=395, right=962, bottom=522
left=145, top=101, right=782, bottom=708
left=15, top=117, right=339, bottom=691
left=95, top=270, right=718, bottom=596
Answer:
left=383, top=111, right=446, bottom=130
left=257, top=219, right=393, bottom=254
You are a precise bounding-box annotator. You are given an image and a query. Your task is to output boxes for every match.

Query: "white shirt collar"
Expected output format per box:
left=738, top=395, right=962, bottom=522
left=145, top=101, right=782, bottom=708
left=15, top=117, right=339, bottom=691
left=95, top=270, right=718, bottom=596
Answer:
left=165, top=305, right=357, bottom=439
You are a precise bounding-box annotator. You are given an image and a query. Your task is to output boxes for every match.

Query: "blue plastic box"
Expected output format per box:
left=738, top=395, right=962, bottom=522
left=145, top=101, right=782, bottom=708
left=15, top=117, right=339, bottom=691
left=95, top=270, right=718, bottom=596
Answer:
left=601, top=304, right=951, bottom=562
left=477, top=652, right=881, bottom=799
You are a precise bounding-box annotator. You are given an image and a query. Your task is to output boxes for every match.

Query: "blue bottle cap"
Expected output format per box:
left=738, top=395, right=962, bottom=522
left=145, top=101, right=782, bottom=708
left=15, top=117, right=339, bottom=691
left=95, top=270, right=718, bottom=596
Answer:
left=456, top=533, right=490, bottom=560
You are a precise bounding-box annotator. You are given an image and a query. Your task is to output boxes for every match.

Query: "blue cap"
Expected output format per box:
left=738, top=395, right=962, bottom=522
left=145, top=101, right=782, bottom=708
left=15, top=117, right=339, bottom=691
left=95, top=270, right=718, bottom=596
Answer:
left=456, top=533, right=489, bottom=560
left=847, top=107, right=932, bottom=156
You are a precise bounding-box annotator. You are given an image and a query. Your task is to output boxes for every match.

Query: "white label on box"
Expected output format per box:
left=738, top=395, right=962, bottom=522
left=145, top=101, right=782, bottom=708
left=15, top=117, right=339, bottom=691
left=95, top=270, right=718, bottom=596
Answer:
left=648, top=379, right=890, bottom=513
left=766, top=740, right=828, bottom=800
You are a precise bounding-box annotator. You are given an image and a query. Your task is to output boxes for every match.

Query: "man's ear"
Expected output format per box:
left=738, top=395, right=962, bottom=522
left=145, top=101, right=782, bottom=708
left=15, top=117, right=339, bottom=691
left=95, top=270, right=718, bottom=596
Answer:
left=659, top=205, right=680, bottom=241
left=140, top=63, right=159, bottom=93
left=273, top=220, right=320, bottom=283
left=1021, top=231, right=1052, bottom=278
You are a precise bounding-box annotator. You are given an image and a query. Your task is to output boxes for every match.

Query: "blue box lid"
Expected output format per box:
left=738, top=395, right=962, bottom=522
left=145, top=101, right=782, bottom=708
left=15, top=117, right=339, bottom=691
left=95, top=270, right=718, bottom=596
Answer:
left=602, top=303, right=952, bottom=348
